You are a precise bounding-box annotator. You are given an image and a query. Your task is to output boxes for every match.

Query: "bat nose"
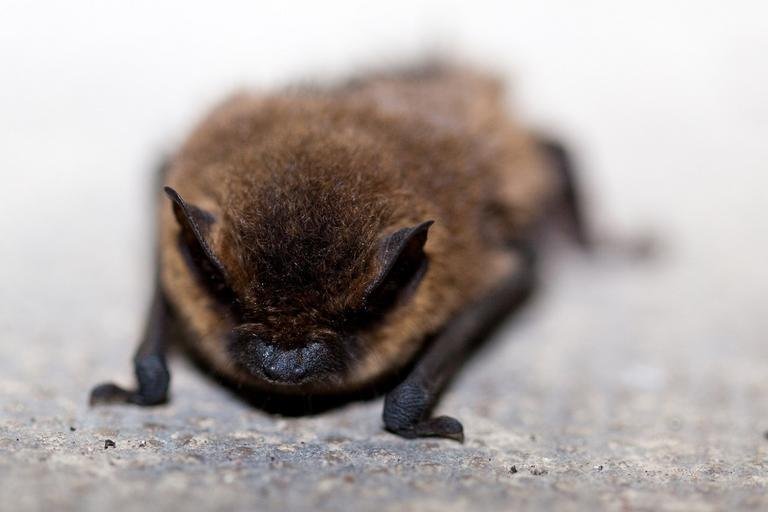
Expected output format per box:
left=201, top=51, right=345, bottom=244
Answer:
left=262, top=350, right=308, bottom=382
left=257, top=342, right=326, bottom=384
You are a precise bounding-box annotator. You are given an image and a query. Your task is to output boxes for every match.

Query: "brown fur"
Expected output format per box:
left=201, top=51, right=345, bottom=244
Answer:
left=159, top=64, right=558, bottom=393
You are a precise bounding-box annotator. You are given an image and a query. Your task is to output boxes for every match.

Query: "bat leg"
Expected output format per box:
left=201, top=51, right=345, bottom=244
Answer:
left=383, top=251, right=536, bottom=442
left=538, top=136, right=593, bottom=249
left=539, top=137, right=658, bottom=259
left=90, top=285, right=171, bottom=406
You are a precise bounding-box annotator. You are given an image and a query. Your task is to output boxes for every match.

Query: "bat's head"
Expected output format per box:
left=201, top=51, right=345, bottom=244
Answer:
left=165, top=164, right=433, bottom=392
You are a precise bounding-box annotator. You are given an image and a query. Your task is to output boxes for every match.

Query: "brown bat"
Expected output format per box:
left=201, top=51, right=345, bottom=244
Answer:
left=90, top=64, right=590, bottom=441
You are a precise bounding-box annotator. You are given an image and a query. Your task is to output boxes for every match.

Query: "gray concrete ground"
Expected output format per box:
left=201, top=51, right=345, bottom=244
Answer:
left=2, top=2, right=768, bottom=511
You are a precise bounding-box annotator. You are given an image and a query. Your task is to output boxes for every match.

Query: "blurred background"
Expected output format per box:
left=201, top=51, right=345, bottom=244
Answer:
left=2, top=1, right=767, bottom=322
left=1, top=1, right=768, bottom=510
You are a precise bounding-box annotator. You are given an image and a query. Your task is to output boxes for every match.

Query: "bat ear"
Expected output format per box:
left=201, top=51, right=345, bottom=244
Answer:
left=164, top=186, right=230, bottom=289
left=362, top=220, right=434, bottom=311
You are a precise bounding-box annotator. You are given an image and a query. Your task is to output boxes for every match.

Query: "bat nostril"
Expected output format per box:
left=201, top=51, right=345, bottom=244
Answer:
left=264, top=364, right=280, bottom=380
left=262, top=360, right=288, bottom=382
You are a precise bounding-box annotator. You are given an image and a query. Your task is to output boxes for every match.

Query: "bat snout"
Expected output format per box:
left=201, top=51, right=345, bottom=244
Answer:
left=230, top=326, right=348, bottom=387
left=255, top=340, right=330, bottom=385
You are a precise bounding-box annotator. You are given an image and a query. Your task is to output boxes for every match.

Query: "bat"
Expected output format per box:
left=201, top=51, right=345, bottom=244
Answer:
left=90, top=63, right=591, bottom=442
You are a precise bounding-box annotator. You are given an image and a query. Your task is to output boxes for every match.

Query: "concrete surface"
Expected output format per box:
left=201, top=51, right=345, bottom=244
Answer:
left=2, top=2, right=768, bottom=511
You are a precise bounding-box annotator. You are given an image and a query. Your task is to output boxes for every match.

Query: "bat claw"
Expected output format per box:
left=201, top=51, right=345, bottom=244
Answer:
left=89, top=382, right=135, bottom=405
left=415, top=416, right=465, bottom=442
left=386, top=415, right=465, bottom=443
left=90, top=381, right=169, bottom=406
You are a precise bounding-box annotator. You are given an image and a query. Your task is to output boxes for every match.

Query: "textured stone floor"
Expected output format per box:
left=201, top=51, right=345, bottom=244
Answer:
left=2, top=2, right=768, bottom=511
left=3, top=247, right=768, bottom=511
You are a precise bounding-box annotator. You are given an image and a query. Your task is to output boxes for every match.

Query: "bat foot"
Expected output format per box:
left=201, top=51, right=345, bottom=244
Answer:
left=383, top=381, right=464, bottom=442
left=386, top=415, right=465, bottom=443
left=89, top=382, right=167, bottom=407
left=89, top=382, right=135, bottom=405
left=592, top=230, right=660, bottom=262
